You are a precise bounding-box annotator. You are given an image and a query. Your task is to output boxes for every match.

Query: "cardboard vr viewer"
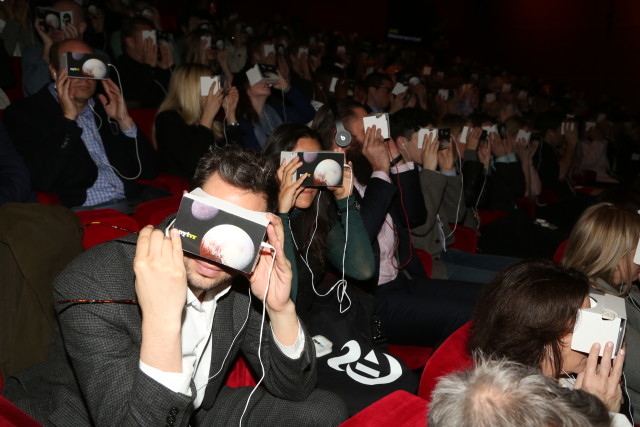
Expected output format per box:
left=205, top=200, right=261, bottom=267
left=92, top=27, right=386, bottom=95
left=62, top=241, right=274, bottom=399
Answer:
left=173, top=188, right=269, bottom=274
left=60, top=52, right=110, bottom=80
left=571, top=290, right=627, bottom=358
left=280, top=151, right=345, bottom=187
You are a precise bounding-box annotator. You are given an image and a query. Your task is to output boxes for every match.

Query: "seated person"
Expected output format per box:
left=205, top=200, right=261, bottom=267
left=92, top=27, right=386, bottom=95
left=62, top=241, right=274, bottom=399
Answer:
left=313, top=100, right=483, bottom=348
left=469, top=259, right=631, bottom=424
left=0, top=122, right=33, bottom=204
left=2, top=146, right=348, bottom=426
left=114, top=16, right=173, bottom=109
left=391, top=108, right=517, bottom=283
left=22, top=0, right=103, bottom=96
left=155, top=63, right=240, bottom=179
left=235, top=67, right=315, bottom=150
left=562, top=202, right=640, bottom=411
left=429, top=357, right=613, bottom=427
left=362, top=72, right=407, bottom=114
left=4, top=39, right=158, bottom=210
left=263, top=123, right=375, bottom=315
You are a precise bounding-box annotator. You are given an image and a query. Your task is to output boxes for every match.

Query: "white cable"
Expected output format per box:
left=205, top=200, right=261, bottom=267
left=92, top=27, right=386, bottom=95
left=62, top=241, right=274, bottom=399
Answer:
left=445, top=134, right=464, bottom=238
left=239, top=244, right=276, bottom=426
left=91, top=64, right=142, bottom=180
left=289, top=169, right=354, bottom=313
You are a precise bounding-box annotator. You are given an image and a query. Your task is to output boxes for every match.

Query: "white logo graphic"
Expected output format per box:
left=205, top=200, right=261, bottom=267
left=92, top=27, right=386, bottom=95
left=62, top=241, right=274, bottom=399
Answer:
left=327, top=340, right=402, bottom=385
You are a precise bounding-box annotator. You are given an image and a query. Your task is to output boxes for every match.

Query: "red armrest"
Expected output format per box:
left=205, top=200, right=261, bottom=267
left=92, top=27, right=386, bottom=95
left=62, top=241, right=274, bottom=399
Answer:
left=0, top=395, right=42, bottom=426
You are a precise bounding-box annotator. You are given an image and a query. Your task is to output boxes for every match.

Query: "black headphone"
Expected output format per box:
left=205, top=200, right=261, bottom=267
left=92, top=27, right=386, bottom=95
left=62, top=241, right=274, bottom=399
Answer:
left=329, top=100, right=352, bottom=147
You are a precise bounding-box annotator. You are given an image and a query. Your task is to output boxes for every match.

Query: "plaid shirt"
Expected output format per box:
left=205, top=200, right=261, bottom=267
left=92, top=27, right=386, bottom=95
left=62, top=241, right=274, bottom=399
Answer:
left=48, top=84, right=136, bottom=206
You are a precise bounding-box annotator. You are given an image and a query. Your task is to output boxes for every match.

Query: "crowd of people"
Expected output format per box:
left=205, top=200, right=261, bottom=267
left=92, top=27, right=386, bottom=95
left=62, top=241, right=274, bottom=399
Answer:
left=1, top=0, right=639, bottom=426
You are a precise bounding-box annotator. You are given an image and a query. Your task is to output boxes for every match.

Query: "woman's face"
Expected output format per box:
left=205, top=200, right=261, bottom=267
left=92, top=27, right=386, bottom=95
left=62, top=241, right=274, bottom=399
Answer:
left=247, top=82, right=271, bottom=98
left=555, top=295, right=591, bottom=376
left=612, top=249, right=640, bottom=287
left=292, top=137, right=320, bottom=209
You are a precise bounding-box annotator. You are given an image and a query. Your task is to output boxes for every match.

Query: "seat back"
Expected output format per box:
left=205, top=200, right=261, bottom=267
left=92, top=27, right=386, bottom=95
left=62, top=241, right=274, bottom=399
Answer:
left=76, top=209, right=139, bottom=249
left=128, top=108, right=158, bottom=148
left=418, top=321, right=473, bottom=401
left=448, top=225, right=478, bottom=254
left=133, top=194, right=182, bottom=228
left=553, top=239, right=568, bottom=264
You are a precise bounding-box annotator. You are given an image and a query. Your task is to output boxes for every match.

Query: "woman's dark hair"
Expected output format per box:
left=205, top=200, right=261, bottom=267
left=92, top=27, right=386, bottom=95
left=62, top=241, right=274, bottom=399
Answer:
left=469, top=259, right=589, bottom=378
left=234, top=70, right=260, bottom=124
left=192, top=145, right=279, bottom=212
left=263, top=123, right=333, bottom=269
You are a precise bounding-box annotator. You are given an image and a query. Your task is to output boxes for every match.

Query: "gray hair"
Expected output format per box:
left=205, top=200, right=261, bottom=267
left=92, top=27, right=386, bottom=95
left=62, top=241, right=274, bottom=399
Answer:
left=428, top=356, right=611, bottom=427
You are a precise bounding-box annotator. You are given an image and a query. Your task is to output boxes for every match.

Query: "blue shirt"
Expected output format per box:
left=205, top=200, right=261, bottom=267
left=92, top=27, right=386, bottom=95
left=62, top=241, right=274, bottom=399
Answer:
left=48, top=83, right=136, bottom=206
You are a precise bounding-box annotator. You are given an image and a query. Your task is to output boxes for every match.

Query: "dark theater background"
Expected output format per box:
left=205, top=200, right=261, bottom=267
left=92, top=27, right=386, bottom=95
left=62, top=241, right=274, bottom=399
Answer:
left=160, top=0, right=640, bottom=113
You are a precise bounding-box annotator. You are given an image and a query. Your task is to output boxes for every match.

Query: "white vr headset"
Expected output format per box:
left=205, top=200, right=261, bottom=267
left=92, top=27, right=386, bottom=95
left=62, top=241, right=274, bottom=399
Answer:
left=571, top=290, right=627, bottom=358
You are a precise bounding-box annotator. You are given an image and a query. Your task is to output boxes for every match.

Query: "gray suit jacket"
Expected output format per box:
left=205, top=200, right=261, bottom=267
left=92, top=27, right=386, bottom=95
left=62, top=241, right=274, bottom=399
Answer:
left=3, top=232, right=317, bottom=426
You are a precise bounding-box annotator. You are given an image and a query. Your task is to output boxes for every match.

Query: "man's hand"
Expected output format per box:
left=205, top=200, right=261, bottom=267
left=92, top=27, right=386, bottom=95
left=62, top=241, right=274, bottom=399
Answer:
left=248, top=215, right=298, bottom=345
left=56, top=69, right=79, bottom=121
left=62, top=23, right=80, bottom=40
left=465, top=127, right=482, bottom=151
left=158, top=43, right=174, bottom=70
left=99, top=79, right=134, bottom=130
left=135, top=226, right=187, bottom=372
left=437, top=144, right=455, bottom=173
left=142, top=37, right=158, bottom=67
left=362, top=125, right=390, bottom=175
left=390, top=92, right=409, bottom=113
left=489, top=133, right=512, bottom=158
left=420, top=131, right=439, bottom=171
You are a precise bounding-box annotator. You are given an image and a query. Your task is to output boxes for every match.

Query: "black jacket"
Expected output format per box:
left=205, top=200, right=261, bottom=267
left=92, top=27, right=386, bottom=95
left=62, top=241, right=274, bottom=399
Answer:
left=3, top=85, right=157, bottom=207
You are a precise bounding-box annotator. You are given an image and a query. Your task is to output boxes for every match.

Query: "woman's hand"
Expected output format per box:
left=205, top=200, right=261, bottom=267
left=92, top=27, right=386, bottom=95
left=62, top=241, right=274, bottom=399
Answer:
left=276, top=157, right=306, bottom=213
left=222, top=86, right=239, bottom=123
left=330, top=160, right=354, bottom=200
left=574, top=342, right=624, bottom=413
left=200, top=84, right=225, bottom=128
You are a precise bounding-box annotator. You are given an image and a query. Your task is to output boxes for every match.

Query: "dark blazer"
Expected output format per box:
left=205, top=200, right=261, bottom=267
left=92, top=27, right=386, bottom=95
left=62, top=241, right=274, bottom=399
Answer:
left=3, top=85, right=157, bottom=207
left=2, top=229, right=317, bottom=426
left=355, top=168, right=428, bottom=290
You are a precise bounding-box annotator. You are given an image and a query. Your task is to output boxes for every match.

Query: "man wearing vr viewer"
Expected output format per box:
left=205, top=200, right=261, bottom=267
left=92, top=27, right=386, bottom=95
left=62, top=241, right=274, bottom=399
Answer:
left=4, top=39, right=159, bottom=210
left=2, top=146, right=348, bottom=426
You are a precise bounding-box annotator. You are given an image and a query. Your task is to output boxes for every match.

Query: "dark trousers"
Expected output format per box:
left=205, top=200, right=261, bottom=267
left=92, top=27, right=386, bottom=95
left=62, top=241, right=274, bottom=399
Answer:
left=375, top=274, right=484, bottom=348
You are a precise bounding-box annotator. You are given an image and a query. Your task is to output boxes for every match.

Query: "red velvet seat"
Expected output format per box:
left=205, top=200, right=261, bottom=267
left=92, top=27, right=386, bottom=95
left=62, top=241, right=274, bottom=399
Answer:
left=138, top=173, right=190, bottom=196
left=75, top=209, right=139, bottom=249
left=35, top=192, right=61, bottom=205
left=477, top=209, right=509, bottom=228
left=0, top=373, right=42, bottom=426
left=516, top=197, right=536, bottom=217
left=133, top=194, right=182, bottom=228
left=416, top=248, right=432, bottom=278
left=448, top=225, right=478, bottom=254
left=418, top=321, right=472, bottom=401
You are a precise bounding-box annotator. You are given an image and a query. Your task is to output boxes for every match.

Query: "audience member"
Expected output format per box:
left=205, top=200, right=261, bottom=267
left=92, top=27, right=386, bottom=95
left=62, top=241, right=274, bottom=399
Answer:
left=313, top=100, right=482, bottom=347
left=0, top=0, right=35, bottom=56
left=562, top=202, right=640, bottom=411
left=469, top=259, right=630, bottom=422
left=391, top=108, right=517, bottom=283
left=234, top=66, right=315, bottom=150
left=2, top=146, right=348, bottom=426
left=363, top=72, right=406, bottom=114
left=22, top=0, right=93, bottom=96
left=115, top=16, right=174, bottom=109
left=429, top=357, right=613, bottom=427
left=155, top=63, right=240, bottom=179
left=4, top=39, right=158, bottom=210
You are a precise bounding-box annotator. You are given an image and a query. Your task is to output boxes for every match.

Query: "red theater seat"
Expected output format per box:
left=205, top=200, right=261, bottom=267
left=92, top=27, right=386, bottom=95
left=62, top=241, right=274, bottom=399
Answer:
left=138, top=173, right=190, bottom=196
left=339, top=390, right=428, bottom=427
left=553, top=239, right=568, bottom=264
left=76, top=209, right=139, bottom=249
left=133, top=194, right=182, bottom=228
left=128, top=108, right=158, bottom=148
left=448, top=225, right=478, bottom=254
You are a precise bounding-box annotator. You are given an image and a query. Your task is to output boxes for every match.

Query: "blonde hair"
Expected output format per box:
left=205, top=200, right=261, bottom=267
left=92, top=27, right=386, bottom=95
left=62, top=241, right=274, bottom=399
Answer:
left=562, top=202, right=640, bottom=296
left=154, top=63, right=212, bottom=146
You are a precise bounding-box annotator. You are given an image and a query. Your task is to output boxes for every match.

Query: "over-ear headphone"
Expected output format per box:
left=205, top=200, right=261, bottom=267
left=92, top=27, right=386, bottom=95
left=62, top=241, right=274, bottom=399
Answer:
left=329, top=101, right=352, bottom=147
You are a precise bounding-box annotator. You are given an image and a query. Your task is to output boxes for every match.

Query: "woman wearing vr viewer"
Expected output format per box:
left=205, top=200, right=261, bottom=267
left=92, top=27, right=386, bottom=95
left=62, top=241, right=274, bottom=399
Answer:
left=562, top=202, right=640, bottom=414
left=263, top=123, right=375, bottom=315
left=470, top=259, right=632, bottom=425
left=154, top=63, right=240, bottom=179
